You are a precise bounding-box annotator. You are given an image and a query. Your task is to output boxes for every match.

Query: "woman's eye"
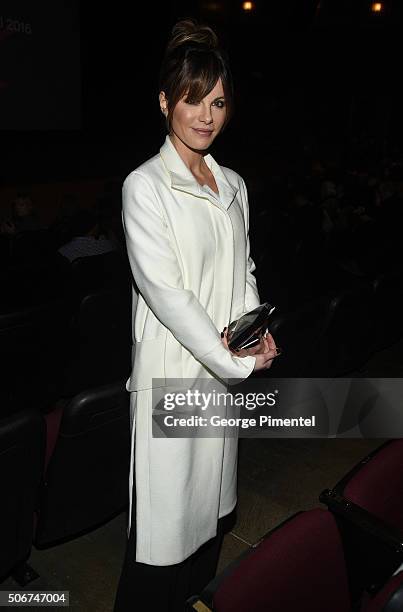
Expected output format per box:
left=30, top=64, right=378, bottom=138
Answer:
left=184, top=100, right=226, bottom=108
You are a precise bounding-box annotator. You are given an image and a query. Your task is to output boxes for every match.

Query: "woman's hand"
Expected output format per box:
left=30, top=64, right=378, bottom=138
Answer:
left=221, top=328, right=279, bottom=371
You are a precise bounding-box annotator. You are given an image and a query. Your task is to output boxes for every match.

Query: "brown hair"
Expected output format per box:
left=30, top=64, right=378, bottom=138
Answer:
left=158, top=18, right=234, bottom=134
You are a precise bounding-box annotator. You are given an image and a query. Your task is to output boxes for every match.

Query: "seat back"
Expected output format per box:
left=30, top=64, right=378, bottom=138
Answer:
left=0, top=409, right=46, bottom=580
left=61, top=288, right=131, bottom=397
left=0, top=300, right=71, bottom=416
left=341, top=440, right=403, bottom=533
left=34, top=381, right=130, bottom=547
left=204, top=509, right=352, bottom=612
left=70, top=251, right=130, bottom=295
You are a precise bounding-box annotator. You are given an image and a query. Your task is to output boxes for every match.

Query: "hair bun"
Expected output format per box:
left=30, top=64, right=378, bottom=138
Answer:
left=167, top=18, right=218, bottom=53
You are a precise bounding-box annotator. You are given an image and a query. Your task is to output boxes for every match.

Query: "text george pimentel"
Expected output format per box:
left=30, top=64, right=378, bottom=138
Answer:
left=163, top=415, right=316, bottom=429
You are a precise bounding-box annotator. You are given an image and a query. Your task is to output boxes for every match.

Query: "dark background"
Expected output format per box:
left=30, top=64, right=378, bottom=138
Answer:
left=1, top=0, right=403, bottom=183
left=0, top=1, right=81, bottom=131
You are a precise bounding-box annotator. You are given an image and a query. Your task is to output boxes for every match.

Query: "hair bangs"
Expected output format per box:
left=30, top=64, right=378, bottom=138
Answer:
left=182, top=53, right=223, bottom=104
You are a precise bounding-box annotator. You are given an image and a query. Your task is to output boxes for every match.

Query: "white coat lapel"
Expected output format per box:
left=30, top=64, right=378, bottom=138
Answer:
left=159, top=134, right=238, bottom=210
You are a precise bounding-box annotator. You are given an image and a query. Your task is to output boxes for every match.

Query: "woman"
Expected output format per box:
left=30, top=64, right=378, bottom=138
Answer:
left=114, top=18, right=277, bottom=611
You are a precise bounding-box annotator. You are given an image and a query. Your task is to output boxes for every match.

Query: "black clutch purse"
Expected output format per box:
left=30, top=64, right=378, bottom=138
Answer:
left=227, top=303, right=276, bottom=352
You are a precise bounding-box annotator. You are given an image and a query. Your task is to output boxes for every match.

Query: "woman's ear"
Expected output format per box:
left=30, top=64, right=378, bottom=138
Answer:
left=159, top=91, right=168, bottom=116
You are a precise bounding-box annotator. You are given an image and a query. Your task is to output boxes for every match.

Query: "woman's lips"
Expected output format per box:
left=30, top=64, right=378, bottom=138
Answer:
left=192, top=128, right=213, bottom=137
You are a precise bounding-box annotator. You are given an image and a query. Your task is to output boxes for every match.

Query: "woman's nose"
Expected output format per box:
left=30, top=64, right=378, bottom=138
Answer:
left=199, top=105, right=213, bottom=123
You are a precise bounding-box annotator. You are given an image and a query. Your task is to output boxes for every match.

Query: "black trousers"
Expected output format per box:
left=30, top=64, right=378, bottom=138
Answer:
left=113, top=481, right=235, bottom=612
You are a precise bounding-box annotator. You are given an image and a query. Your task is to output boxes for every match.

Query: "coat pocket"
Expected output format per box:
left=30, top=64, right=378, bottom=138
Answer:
left=125, top=334, right=167, bottom=392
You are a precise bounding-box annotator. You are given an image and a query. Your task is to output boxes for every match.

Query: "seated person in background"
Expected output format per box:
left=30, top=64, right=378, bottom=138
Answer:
left=58, top=209, right=117, bottom=262
left=0, top=193, right=44, bottom=234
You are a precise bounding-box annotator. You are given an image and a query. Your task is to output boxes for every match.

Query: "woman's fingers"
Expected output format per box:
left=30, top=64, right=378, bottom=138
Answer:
left=253, top=352, right=273, bottom=371
left=252, top=334, right=280, bottom=371
left=246, top=337, right=266, bottom=355
left=221, top=327, right=229, bottom=351
left=221, top=329, right=280, bottom=369
left=265, top=335, right=279, bottom=362
left=266, top=333, right=277, bottom=352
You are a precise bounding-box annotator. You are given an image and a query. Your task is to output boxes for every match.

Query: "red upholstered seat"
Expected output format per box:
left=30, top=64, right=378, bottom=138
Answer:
left=343, top=439, right=403, bottom=533
left=212, top=508, right=351, bottom=612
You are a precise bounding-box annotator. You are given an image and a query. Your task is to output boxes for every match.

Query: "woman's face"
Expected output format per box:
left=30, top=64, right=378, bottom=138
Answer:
left=164, top=78, right=227, bottom=151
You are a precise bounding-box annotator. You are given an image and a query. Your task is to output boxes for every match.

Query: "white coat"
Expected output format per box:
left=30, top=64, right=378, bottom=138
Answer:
left=122, top=134, right=261, bottom=565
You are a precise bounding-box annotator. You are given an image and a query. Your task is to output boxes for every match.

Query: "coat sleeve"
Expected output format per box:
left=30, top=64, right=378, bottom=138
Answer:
left=122, top=170, right=256, bottom=384
left=239, top=177, right=261, bottom=314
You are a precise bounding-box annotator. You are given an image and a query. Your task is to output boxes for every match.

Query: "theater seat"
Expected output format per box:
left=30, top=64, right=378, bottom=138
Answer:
left=0, top=409, right=45, bottom=581
left=320, top=440, right=403, bottom=597
left=0, top=299, right=70, bottom=417
left=188, top=509, right=403, bottom=612
left=340, top=439, right=403, bottom=532
left=70, top=251, right=130, bottom=295
left=188, top=509, right=356, bottom=612
left=61, top=288, right=132, bottom=397
left=34, top=381, right=130, bottom=547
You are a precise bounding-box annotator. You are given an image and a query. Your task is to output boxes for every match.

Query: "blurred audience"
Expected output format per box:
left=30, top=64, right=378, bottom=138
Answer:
left=0, top=193, right=44, bottom=235
left=58, top=209, right=117, bottom=263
